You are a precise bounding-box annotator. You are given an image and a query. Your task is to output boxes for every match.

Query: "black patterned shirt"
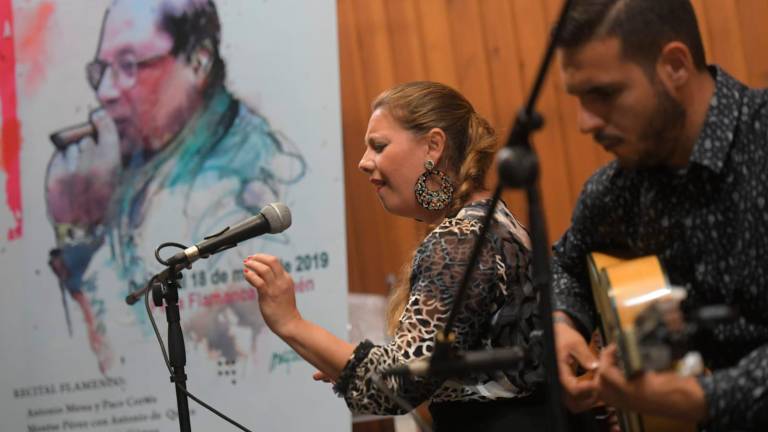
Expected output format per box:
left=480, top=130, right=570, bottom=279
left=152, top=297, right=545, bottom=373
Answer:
left=552, top=67, right=768, bottom=431
left=334, top=199, right=542, bottom=414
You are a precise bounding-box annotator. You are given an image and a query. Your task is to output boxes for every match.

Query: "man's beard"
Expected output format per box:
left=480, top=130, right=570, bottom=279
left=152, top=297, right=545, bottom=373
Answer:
left=633, top=81, right=687, bottom=168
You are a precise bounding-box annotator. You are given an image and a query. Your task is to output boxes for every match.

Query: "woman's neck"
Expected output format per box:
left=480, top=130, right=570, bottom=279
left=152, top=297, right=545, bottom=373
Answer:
left=417, top=190, right=493, bottom=224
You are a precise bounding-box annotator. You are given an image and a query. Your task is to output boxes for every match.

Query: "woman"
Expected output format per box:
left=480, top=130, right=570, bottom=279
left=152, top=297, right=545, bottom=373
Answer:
left=243, top=81, right=545, bottom=431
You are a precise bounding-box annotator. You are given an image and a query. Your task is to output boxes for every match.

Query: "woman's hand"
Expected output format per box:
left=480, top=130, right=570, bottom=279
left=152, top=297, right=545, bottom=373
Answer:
left=243, top=254, right=302, bottom=338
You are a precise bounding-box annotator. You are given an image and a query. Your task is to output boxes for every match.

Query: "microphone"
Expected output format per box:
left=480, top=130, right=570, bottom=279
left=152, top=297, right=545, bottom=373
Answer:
left=166, top=202, right=291, bottom=268
left=125, top=203, right=291, bottom=306
left=383, top=346, right=525, bottom=378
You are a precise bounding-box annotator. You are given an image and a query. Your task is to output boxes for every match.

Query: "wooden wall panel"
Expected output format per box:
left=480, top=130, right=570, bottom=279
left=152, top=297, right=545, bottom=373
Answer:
left=340, top=3, right=768, bottom=427
left=339, top=0, right=422, bottom=298
left=416, top=0, right=459, bottom=86
left=509, top=0, right=577, bottom=234
left=384, top=0, right=428, bottom=81
left=698, top=1, right=749, bottom=80
left=444, top=1, right=497, bottom=121
left=735, top=0, right=768, bottom=86
left=477, top=0, right=529, bottom=219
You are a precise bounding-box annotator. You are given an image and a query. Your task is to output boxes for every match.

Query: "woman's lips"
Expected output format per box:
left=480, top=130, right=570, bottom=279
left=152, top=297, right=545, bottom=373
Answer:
left=370, top=178, right=385, bottom=190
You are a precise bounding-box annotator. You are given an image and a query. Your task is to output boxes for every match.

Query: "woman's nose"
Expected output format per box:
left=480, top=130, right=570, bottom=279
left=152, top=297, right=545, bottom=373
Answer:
left=358, top=149, right=374, bottom=174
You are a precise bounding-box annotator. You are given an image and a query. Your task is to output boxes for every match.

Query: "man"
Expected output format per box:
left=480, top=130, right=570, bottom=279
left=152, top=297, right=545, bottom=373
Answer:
left=45, top=0, right=304, bottom=373
left=551, top=0, right=768, bottom=430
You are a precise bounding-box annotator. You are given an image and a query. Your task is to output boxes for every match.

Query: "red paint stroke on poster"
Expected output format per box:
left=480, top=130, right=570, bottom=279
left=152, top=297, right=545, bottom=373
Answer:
left=17, top=1, right=54, bottom=92
left=0, top=0, right=22, bottom=240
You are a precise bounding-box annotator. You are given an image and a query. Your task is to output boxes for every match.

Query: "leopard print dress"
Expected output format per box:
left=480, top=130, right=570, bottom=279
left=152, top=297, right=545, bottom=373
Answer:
left=333, top=199, right=542, bottom=415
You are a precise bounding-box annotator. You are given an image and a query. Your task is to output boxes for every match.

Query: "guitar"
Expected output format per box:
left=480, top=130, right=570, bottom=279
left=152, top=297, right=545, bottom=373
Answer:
left=586, top=252, right=701, bottom=432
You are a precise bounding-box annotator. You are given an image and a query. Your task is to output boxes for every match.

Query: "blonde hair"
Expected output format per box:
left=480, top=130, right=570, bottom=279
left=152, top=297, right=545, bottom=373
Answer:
left=372, top=81, right=498, bottom=334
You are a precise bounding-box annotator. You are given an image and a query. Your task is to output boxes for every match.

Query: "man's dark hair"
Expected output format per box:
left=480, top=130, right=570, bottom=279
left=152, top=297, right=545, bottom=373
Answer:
left=558, top=0, right=707, bottom=71
left=158, top=0, right=226, bottom=91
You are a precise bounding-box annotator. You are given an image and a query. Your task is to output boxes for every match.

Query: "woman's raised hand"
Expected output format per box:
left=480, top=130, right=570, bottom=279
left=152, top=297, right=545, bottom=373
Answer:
left=243, top=254, right=302, bottom=337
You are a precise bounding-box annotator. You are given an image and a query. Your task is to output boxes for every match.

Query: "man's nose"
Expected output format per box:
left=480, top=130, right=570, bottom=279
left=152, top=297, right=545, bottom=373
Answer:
left=577, top=106, right=606, bottom=134
left=96, top=67, right=121, bottom=103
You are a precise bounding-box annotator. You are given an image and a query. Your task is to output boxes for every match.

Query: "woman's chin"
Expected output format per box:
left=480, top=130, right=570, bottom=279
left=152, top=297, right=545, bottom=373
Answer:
left=378, top=197, right=412, bottom=218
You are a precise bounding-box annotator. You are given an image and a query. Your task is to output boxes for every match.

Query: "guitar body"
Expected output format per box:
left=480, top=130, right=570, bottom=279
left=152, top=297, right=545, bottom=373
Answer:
left=587, top=252, right=695, bottom=432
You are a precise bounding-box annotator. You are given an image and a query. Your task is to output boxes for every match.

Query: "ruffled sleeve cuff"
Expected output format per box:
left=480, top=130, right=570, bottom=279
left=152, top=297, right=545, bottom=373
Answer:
left=333, top=339, right=375, bottom=397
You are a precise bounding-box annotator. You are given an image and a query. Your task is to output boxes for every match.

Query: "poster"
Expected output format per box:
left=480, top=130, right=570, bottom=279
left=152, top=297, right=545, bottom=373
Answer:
left=0, top=1, right=349, bottom=431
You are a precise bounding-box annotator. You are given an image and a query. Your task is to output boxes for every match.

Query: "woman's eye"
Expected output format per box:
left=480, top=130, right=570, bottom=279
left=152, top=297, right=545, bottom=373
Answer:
left=373, top=144, right=386, bottom=153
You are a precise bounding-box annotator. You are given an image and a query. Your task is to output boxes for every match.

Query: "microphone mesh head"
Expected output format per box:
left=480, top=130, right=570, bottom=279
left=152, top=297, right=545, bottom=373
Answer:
left=261, top=202, right=292, bottom=233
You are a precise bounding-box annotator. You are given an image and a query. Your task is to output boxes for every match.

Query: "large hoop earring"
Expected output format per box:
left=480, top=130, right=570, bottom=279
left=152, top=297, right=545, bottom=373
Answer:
left=415, top=160, right=454, bottom=211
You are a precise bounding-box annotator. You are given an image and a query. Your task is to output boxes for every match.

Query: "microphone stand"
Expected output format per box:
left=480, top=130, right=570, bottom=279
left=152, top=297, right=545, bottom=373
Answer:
left=496, top=0, right=574, bottom=430
left=430, top=1, right=574, bottom=431
left=128, top=264, right=192, bottom=432
left=153, top=266, right=192, bottom=432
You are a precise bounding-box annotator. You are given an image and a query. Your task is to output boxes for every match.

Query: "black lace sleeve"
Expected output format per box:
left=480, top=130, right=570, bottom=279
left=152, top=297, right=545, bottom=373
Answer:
left=333, top=216, right=502, bottom=414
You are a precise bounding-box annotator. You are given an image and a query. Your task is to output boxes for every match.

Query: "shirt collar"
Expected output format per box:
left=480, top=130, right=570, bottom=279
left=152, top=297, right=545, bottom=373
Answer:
left=689, top=66, right=746, bottom=174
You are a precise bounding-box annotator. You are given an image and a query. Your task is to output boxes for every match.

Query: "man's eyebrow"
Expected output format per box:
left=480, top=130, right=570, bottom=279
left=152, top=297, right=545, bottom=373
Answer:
left=567, top=82, right=620, bottom=95
left=97, top=47, right=136, bottom=61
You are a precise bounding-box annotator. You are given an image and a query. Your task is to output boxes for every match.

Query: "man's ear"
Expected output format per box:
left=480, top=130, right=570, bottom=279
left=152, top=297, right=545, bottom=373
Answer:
left=190, top=39, right=215, bottom=83
left=425, top=127, right=447, bottom=165
left=656, top=41, right=694, bottom=92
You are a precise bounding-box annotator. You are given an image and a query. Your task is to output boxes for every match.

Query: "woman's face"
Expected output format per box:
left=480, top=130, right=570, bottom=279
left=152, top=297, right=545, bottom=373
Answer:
left=358, top=108, right=434, bottom=220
